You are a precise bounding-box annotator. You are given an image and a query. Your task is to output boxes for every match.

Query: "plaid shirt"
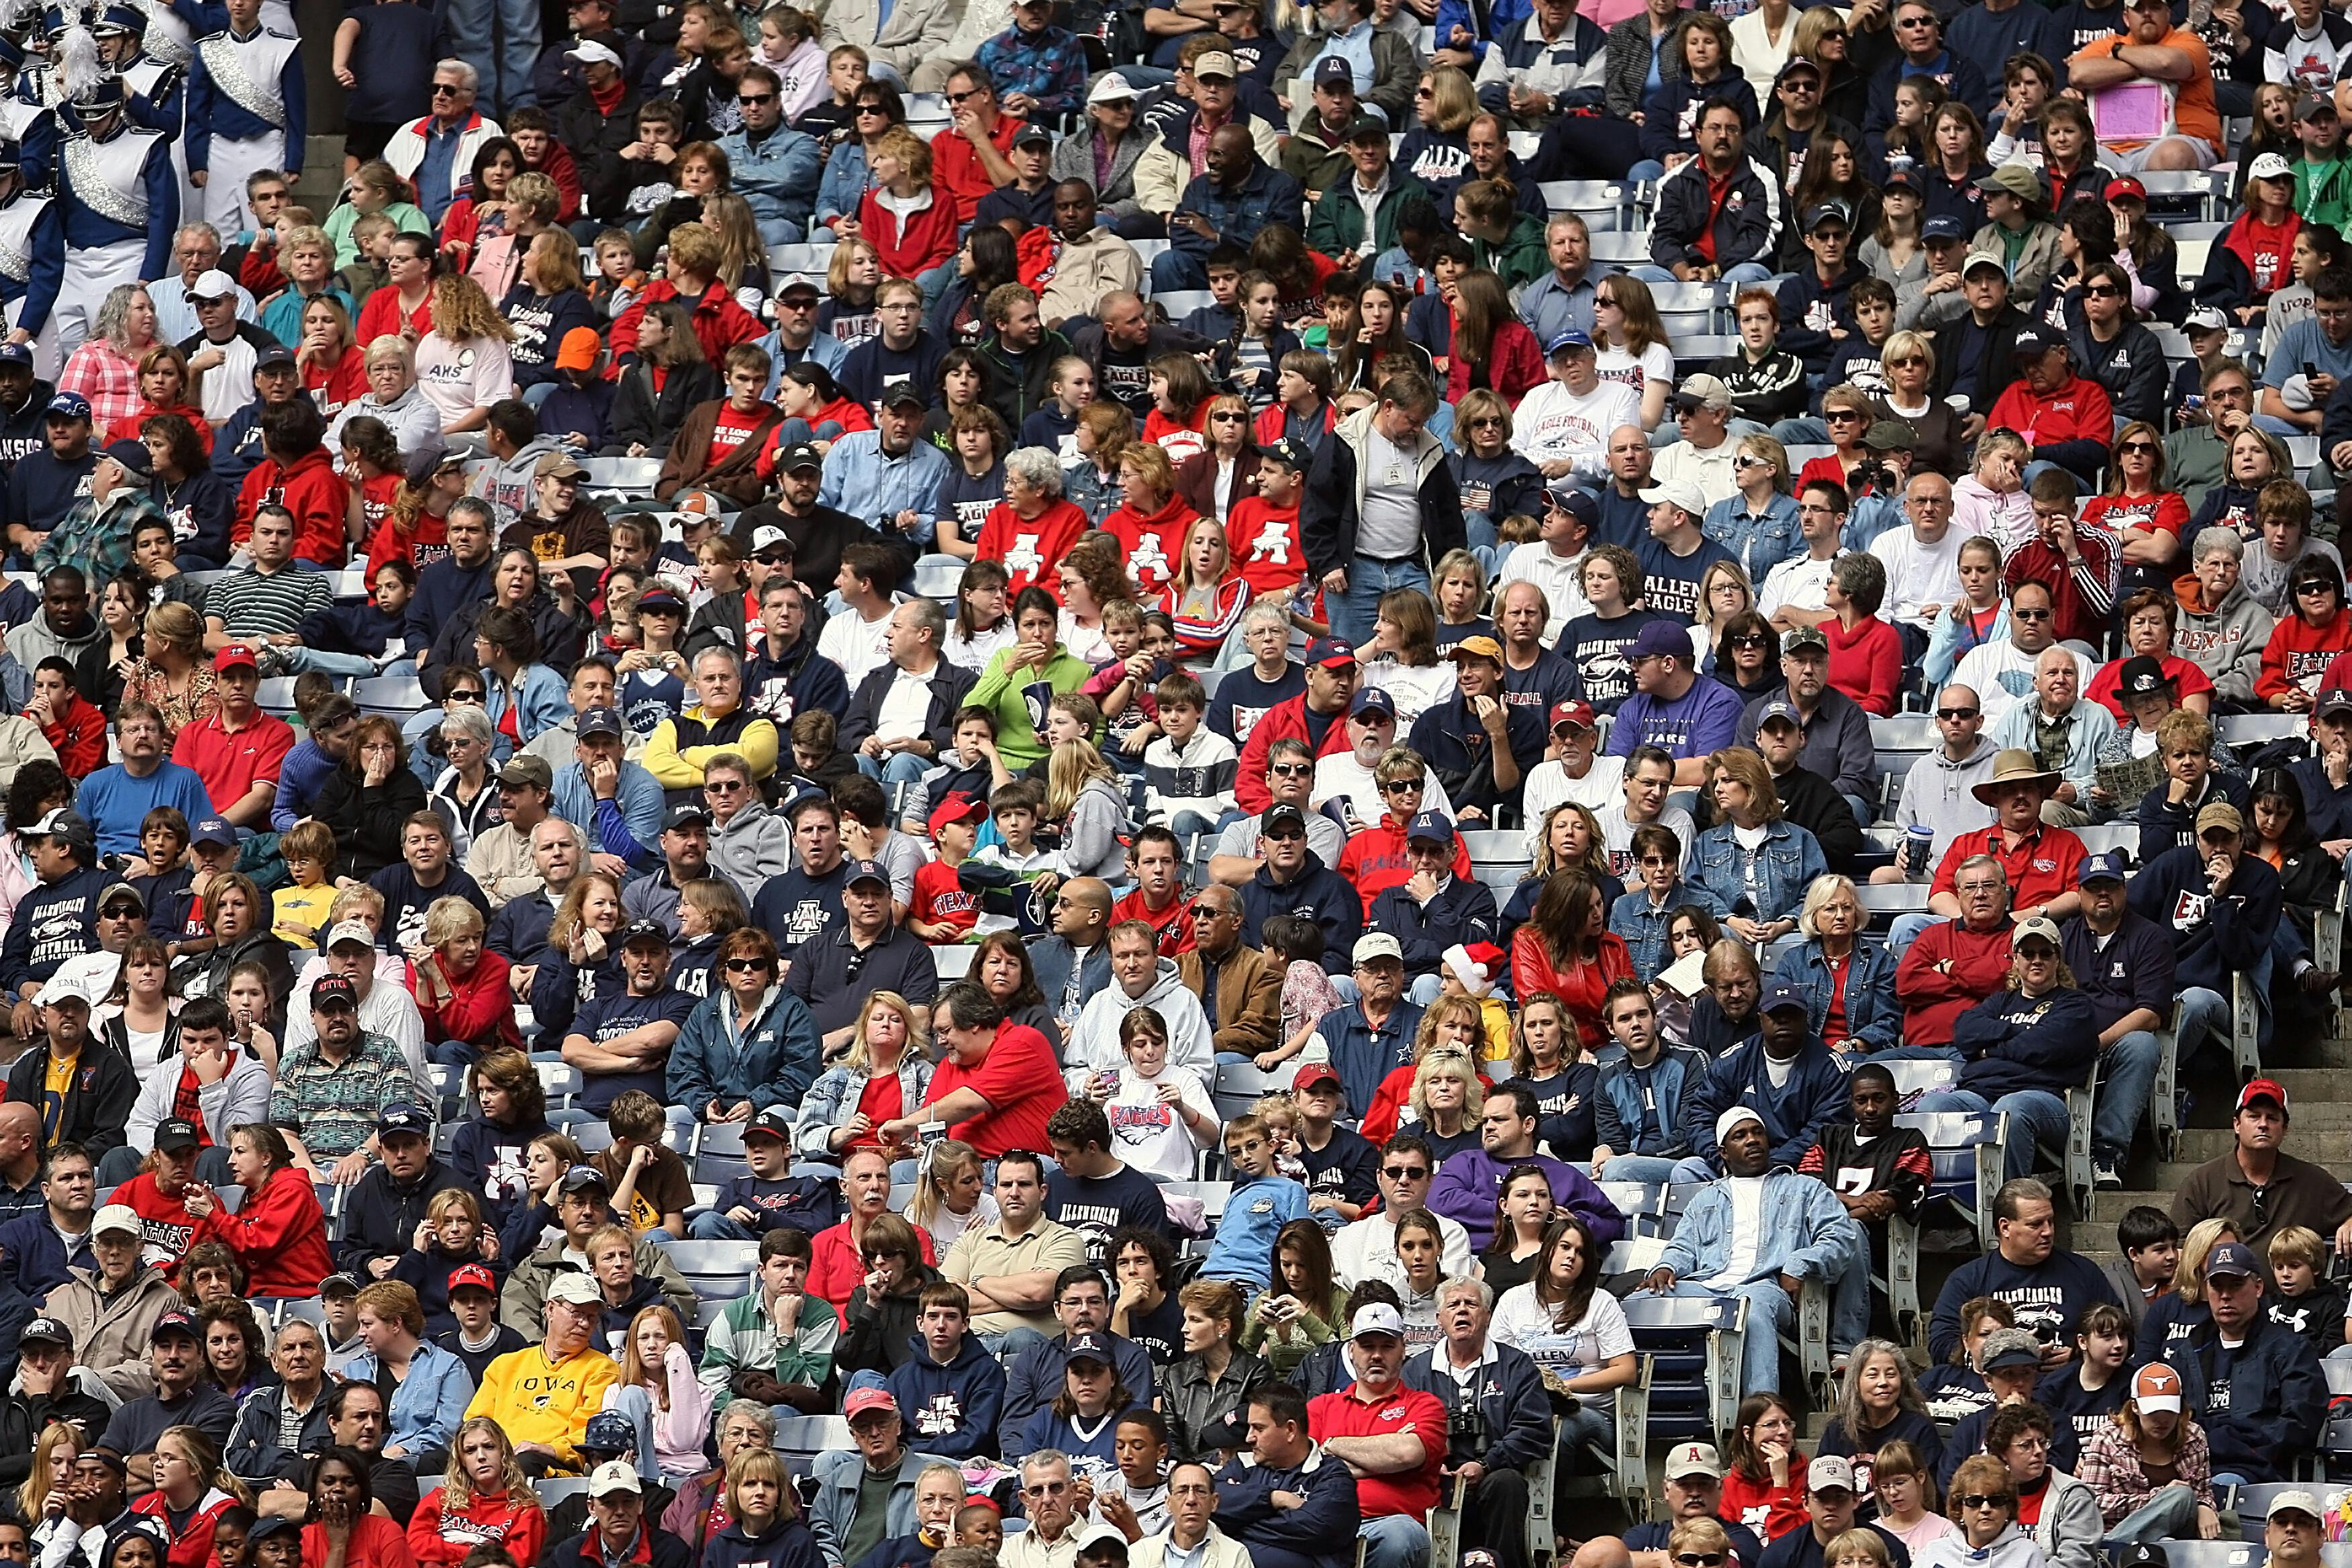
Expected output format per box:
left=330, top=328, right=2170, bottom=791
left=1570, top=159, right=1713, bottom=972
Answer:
left=267, top=1030, right=415, bottom=1159
left=973, top=25, right=1090, bottom=118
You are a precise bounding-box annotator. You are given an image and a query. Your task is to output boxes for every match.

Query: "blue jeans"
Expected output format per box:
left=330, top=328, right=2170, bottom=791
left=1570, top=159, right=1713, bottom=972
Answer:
left=276, top=647, right=382, bottom=678
left=1151, top=248, right=1210, bottom=292
left=855, top=750, right=931, bottom=792
left=2095, top=1030, right=2159, bottom=1162
left=601, top=1384, right=664, bottom=1480
left=1771, top=417, right=1829, bottom=446
left=2107, top=1485, right=2202, bottom=1542
left=2173, top=985, right=2235, bottom=1074
left=1598, top=1153, right=1715, bottom=1183
left=1918, top=1087, right=2069, bottom=1180
left=1640, top=1277, right=1794, bottom=1393
left=443, top=0, right=540, bottom=113
left=429, top=1037, right=480, bottom=1070
left=1359, top=1514, right=1432, bottom=1568
left=1628, top=262, right=1774, bottom=287
left=689, top=1210, right=761, bottom=1240
left=1325, top=556, right=1430, bottom=646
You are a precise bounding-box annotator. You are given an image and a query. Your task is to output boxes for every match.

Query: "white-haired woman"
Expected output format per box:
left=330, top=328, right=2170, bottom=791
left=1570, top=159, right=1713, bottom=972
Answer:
left=58, top=285, right=160, bottom=442
left=428, top=704, right=501, bottom=861
left=326, top=335, right=448, bottom=456
left=1765, top=875, right=1900, bottom=1054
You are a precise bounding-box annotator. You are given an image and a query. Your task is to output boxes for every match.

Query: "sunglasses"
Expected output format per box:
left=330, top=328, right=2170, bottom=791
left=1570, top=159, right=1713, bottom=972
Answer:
left=1467, top=415, right=1504, bottom=429
left=1676, top=1557, right=1726, bottom=1566
left=706, top=779, right=745, bottom=793
left=1730, top=634, right=1769, bottom=648
left=1885, top=355, right=1924, bottom=368
left=738, top=91, right=777, bottom=105
left=2012, top=607, right=2053, bottom=621
left=1262, top=828, right=1306, bottom=841
left=854, top=102, right=887, bottom=114
left=1960, top=1498, right=2008, bottom=1510
left=1935, top=706, right=1979, bottom=720
left=724, top=958, right=770, bottom=973
left=1270, top=763, right=1313, bottom=777
left=431, top=83, right=463, bottom=95
left=946, top=87, right=982, bottom=103
left=1382, top=1165, right=1430, bottom=1179
left=2117, top=440, right=2157, bottom=454
left=446, top=689, right=484, bottom=703
left=1210, top=411, right=1247, bottom=422
left=2298, top=581, right=2337, bottom=595
left=2084, top=284, right=2121, bottom=298
left=1825, top=409, right=1864, bottom=423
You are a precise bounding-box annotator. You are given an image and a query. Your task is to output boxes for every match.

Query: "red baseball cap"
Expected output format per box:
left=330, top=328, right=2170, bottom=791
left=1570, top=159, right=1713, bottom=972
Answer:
left=1550, top=699, right=1596, bottom=732
left=2103, top=175, right=2148, bottom=203
left=448, top=1264, right=498, bottom=1295
left=1293, top=1061, right=1342, bottom=1093
left=213, top=644, right=258, bottom=673
left=2238, top=1078, right=2290, bottom=1114
left=844, top=1387, right=899, bottom=1420
left=927, top=792, right=987, bottom=838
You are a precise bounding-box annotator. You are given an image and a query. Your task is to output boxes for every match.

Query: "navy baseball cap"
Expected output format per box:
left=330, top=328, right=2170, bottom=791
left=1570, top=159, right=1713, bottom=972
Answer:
left=664, top=801, right=710, bottom=830
left=1545, top=485, right=1598, bottom=528
left=1922, top=215, right=1968, bottom=243
left=1064, top=1332, right=1113, bottom=1365
left=844, top=858, right=889, bottom=889
left=2078, top=851, right=2128, bottom=886
left=619, top=919, right=670, bottom=948
left=376, top=1104, right=432, bottom=1140
left=1762, top=980, right=1810, bottom=1015
left=2204, top=1241, right=2260, bottom=1280
left=1256, top=436, right=1310, bottom=469
left=190, top=816, right=235, bottom=848
left=44, top=391, right=87, bottom=420
left=1755, top=699, right=1804, bottom=729
left=2011, top=325, right=2057, bottom=357
left=0, top=343, right=34, bottom=367
left=1406, top=810, right=1454, bottom=844
left=560, top=1165, right=612, bottom=1196
left=583, top=1411, right=638, bottom=1454
left=1545, top=328, right=1594, bottom=355
left=1306, top=637, right=1357, bottom=669
left=254, top=344, right=296, bottom=372
left=1349, top=686, right=1396, bottom=720
left=577, top=706, right=626, bottom=740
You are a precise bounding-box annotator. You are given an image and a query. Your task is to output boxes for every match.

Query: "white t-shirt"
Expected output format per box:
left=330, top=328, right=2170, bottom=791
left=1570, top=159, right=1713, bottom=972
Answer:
left=1491, top=1281, right=1636, bottom=1398
left=1705, top=1173, right=1768, bottom=1289
left=1521, top=755, right=1628, bottom=855
left=1359, top=656, right=1457, bottom=726
left=1757, top=550, right=1842, bottom=620
left=1597, top=801, right=1698, bottom=881
left=1311, top=753, right=1457, bottom=828
left=819, top=601, right=898, bottom=691
left=1495, top=544, right=1592, bottom=643
left=1510, top=380, right=1643, bottom=473
left=1594, top=343, right=1675, bottom=422
left=1649, top=436, right=1741, bottom=509
left=1871, top=524, right=1971, bottom=630
left=1104, top=1066, right=1219, bottom=1182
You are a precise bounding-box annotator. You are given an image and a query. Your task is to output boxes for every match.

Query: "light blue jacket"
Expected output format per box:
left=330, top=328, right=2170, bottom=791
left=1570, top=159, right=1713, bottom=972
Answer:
left=1925, top=601, right=2010, bottom=688
left=1986, top=697, right=2119, bottom=806
left=793, top=1055, right=934, bottom=1159
left=1685, top=818, right=1828, bottom=926
left=1702, top=493, right=1802, bottom=589
left=486, top=662, right=573, bottom=744
left=717, top=123, right=824, bottom=240
left=808, top=1447, right=956, bottom=1567
left=1657, top=1168, right=1864, bottom=1286
left=552, top=758, right=667, bottom=869
left=1765, top=938, right=1903, bottom=1052
left=1201, top=1173, right=1312, bottom=1289
left=1610, top=881, right=1726, bottom=982
left=338, top=1338, right=473, bottom=1459
left=816, top=142, right=873, bottom=230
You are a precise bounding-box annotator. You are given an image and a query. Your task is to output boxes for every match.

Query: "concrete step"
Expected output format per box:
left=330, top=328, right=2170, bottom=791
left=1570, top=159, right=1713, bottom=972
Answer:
left=2085, top=1189, right=2179, bottom=1226
left=2264, top=1069, right=2352, bottom=1102
left=2175, top=1127, right=2352, bottom=1160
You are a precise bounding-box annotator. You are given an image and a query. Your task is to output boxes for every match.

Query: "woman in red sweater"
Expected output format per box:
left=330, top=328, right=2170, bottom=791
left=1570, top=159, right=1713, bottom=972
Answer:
left=1719, top=1393, right=1810, bottom=1540
left=1508, top=871, right=1634, bottom=1055
left=409, top=1417, right=549, bottom=1568
left=132, top=1427, right=249, bottom=1568
left=1445, top=271, right=1545, bottom=405
left=2258, top=556, right=2352, bottom=711
left=184, top=1124, right=332, bottom=1300
left=1822, top=554, right=1903, bottom=718
left=301, top=1449, right=419, bottom=1568
left=117, top=346, right=211, bottom=453
left=2079, top=422, right=2192, bottom=591
left=413, top=901, right=520, bottom=1066
left=856, top=127, right=958, bottom=283
left=355, top=234, right=436, bottom=345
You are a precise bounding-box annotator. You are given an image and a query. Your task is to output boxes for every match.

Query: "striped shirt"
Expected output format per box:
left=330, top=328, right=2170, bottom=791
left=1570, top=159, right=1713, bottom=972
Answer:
left=266, top=1030, right=416, bottom=1159
left=201, top=564, right=332, bottom=640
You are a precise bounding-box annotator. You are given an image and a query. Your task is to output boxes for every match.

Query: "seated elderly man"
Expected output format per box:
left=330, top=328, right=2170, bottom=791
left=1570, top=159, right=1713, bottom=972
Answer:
left=464, top=1272, right=620, bottom=1477
left=1634, top=1107, right=1863, bottom=1397
left=643, top=647, right=780, bottom=795
left=1402, top=1278, right=1553, bottom=1568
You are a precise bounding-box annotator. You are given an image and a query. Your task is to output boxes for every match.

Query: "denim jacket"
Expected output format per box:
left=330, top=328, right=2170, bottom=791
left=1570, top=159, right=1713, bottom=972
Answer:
left=1609, top=881, right=1726, bottom=982
left=717, top=122, right=824, bottom=240
left=1172, top=160, right=1308, bottom=264
left=1593, top=1042, right=1709, bottom=1158
left=1765, top=938, right=1903, bottom=1052
left=1656, top=1168, right=1864, bottom=1286
left=1685, top=818, right=1829, bottom=925
left=793, top=1056, right=937, bottom=1159
left=816, top=141, right=873, bottom=230
left=1701, top=493, right=1803, bottom=589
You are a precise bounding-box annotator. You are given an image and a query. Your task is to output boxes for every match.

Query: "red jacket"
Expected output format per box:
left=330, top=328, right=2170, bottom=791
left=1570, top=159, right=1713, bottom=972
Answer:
left=1824, top=614, right=1902, bottom=718
left=234, top=447, right=352, bottom=565
left=609, top=280, right=764, bottom=369
left=134, top=1488, right=239, bottom=1568
left=195, top=1164, right=333, bottom=1298
left=416, top=949, right=522, bottom=1057
left=972, top=497, right=1089, bottom=597
left=526, top=142, right=583, bottom=224
left=1110, top=887, right=1195, bottom=954
left=1509, top=926, right=1634, bottom=1054
left=42, top=692, right=105, bottom=778
left=1234, top=692, right=1355, bottom=812
left=1445, top=317, right=1547, bottom=405
left=1253, top=401, right=1335, bottom=446
left=409, top=1487, right=548, bottom=1568
left=363, top=498, right=446, bottom=580
left=1893, top=917, right=2016, bottom=1046
left=2003, top=525, right=2119, bottom=649
left=2260, top=609, right=2352, bottom=703
left=931, top=117, right=1024, bottom=228
left=857, top=187, right=960, bottom=280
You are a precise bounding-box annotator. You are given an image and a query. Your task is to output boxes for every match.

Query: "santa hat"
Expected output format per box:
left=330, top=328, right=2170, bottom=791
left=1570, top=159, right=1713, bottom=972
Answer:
left=1443, top=942, right=1505, bottom=996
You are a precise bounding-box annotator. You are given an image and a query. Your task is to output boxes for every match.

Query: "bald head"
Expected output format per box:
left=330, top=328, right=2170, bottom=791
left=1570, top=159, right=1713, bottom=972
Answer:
left=1208, top=122, right=1257, bottom=183
left=1100, top=291, right=1148, bottom=350
left=1063, top=877, right=1114, bottom=915
left=0, top=1102, right=40, bottom=1173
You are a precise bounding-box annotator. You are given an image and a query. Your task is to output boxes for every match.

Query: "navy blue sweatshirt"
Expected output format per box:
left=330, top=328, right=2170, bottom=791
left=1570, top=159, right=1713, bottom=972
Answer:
left=297, top=599, right=403, bottom=659
left=1949, top=986, right=2099, bottom=1100
left=1776, top=262, right=1868, bottom=378
left=406, top=554, right=495, bottom=653
left=1213, top=1448, right=1361, bottom=1568
left=1236, top=853, right=1363, bottom=978
left=886, top=1333, right=1007, bottom=1459
left=2125, top=843, right=2283, bottom=994
left=1682, top=1035, right=1849, bottom=1169
left=1928, top=1250, right=2122, bottom=1363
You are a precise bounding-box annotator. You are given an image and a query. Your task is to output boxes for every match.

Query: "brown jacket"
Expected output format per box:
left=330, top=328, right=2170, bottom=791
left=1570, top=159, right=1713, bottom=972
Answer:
left=1176, top=940, right=1285, bottom=1057
left=2171, top=1146, right=2352, bottom=1265
left=656, top=397, right=786, bottom=506
left=1175, top=448, right=1263, bottom=528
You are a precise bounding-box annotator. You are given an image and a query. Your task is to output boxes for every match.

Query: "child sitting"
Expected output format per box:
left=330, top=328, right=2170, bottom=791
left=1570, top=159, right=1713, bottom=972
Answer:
left=130, top=805, right=198, bottom=945
left=1251, top=1093, right=1310, bottom=1185
left=2266, top=1223, right=2347, bottom=1358
left=2031, top=1300, right=2131, bottom=1471
left=271, top=821, right=340, bottom=949
left=588, top=230, right=649, bottom=324
left=1142, top=671, right=1239, bottom=840
left=910, top=706, right=1010, bottom=838
left=908, top=794, right=985, bottom=943
left=1018, top=356, right=1095, bottom=460
left=1097, top=1006, right=1218, bottom=1183
left=592, top=1091, right=695, bottom=1239
left=1198, top=1114, right=1312, bottom=1289
left=1264, top=916, right=1344, bottom=1071
left=963, top=779, right=1053, bottom=939
left=1083, top=607, right=1165, bottom=773
left=1438, top=941, right=1513, bottom=1062
left=2108, top=1205, right=2179, bottom=1318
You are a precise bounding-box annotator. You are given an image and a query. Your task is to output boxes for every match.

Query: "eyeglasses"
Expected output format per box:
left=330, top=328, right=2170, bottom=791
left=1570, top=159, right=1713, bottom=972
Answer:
left=1730, top=634, right=1768, bottom=648
left=1935, top=706, right=1979, bottom=720
left=1959, top=1497, right=2008, bottom=1511
left=724, top=958, right=770, bottom=973
left=1270, top=763, right=1313, bottom=777
left=1414, top=85, right=1433, bottom=97
left=1381, top=780, right=1421, bottom=794
left=1825, top=409, right=1864, bottom=424
left=2012, top=607, right=2053, bottom=622
left=706, top=779, right=746, bottom=794
left=1885, top=355, right=1924, bottom=368
left=1381, top=1165, right=1430, bottom=1179
left=446, top=689, right=484, bottom=703
left=1211, top=411, right=1247, bottom=422
left=1675, top=1556, right=1726, bottom=1566
left=1262, top=827, right=1306, bottom=842
left=1637, top=854, right=1675, bottom=867
left=1467, top=416, right=1504, bottom=429
left=2298, top=581, right=2337, bottom=595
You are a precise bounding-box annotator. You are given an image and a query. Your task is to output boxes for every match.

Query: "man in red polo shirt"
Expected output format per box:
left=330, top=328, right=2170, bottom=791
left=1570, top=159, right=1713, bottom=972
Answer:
left=1924, top=748, right=2088, bottom=928
left=1308, top=1304, right=1448, bottom=1568
left=1109, top=825, right=1194, bottom=957
left=171, top=644, right=295, bottom=829
left=932, top=66, right=1022, bottom=228
left=884, top=981, right=1068, bottom=1158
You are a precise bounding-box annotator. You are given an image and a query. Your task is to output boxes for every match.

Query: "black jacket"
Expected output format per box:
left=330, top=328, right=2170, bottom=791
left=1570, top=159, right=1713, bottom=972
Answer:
left=310, top=767, right=432, bottom=882
left=2, top=1040, right=136, bottom=1161
left=974, top=327, right=1073, bottom=434
left=837, top=658, right=978, bottom=758
left=1648, top=155, right=1783, bottom=274
left=835, top=1269, right=937, bottom=1380
left=1931, top=304, right=2031, bottom=415
left=338, top=1155, right=468, bottom=1278
left=607, top=360, right=724, bottom=458
left=1299, top=407, right=1468, bottom=579
left=2068, top=316, right=2170, bottom=427
left=0, top=1383, right=109, bottom=1486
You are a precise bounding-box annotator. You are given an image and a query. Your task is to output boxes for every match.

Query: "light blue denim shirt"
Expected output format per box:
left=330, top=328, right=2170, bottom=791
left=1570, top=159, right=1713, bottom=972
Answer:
left=816, top=428, right=950, bottom=546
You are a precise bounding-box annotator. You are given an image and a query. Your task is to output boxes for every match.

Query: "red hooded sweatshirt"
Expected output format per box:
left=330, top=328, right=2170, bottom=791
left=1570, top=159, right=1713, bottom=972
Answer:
left=42, top=691, right=105, bottom=778
left=1337, top=814, right=1474, bottom=916
left=2259, top=607, right=2352, bottom=703
left=409, top=1487, right=548, bottom=1568
left=234, top=446, right=352, bottom=565
left=1104, top=491, right=1199, bottom=600
left=194, top=1163, right=334, bottom=1298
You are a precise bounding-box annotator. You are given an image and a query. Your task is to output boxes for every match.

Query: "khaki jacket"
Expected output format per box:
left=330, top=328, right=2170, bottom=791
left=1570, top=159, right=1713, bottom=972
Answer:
left=1177, top=942, right=1287, bottom=1058
left=43, top=1265, right=180, bottom=1399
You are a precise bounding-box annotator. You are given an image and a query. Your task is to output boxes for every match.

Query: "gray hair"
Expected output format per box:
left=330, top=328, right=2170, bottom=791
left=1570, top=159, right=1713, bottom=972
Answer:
left=448, top=497, right=497, bottom=529
left=1004, top=446, right=1064, bottom=497
left=1020, top=1449, right=1072, bottom=1481
left=1436, top=1275, right=1491, bottom=1310
left=720, top=1401, right=776, bottom=1437
left=2195, top=526, right=2246, bottom=562
left=1242, top=598, right=1290, bottom=635
left=692, top=644, right=742, bottom=678
left=175, top=224, right=220, bottom=253
left=364, top=334, right=414, bottom=371
left=440, top=705, right=495, bottom=746
left=97, top=285, right=151, bottom=355
left=1955, top=853, right=2008, bottom=885
left=899, top=596, right=946, bottom=642
left=434, top=57, right=479, bottom=92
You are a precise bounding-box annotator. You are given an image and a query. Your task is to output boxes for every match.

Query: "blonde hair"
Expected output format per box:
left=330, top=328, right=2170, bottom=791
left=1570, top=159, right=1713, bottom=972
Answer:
left=705, top=192, right=765, bottom=292
left=423, top=894, right=485, bottom=949
left=1799, top=875, right=1860, bottom=938
left=17, top=1422, right=83, bottom=1522
left=442, top=1416, right=537, bottom=1510
left=845, top=991, right=932, bottom=1073
left=1881, top=330, right=1934, bottom=376
left=526, top=228, right=585, bottom=294
left=905, top=1138, right=983, bottom=1232
left=430, top=274, right=514, bottom=342
left=827, top=236, right=881, bottom=296
left=2175, top=1216, right=2239, bottom=1306
left=1045, top=738, right=1119, bottom=822
left=1420, top=66, right=1476, bottom=132
left=154, top=1426, right=252, bottom=1507
left=872, top=126, right=931, bottom=184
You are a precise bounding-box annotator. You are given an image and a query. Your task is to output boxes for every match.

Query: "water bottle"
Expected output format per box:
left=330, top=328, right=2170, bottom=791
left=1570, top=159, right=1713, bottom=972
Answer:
left=1904, top=826, right=1935, bottom=881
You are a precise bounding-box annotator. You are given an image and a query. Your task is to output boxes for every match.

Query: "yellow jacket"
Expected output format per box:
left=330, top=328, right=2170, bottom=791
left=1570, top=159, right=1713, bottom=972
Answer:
left=640, top=705, right=781, bottom=789
left=463, top=1344, right=620, bottom=1470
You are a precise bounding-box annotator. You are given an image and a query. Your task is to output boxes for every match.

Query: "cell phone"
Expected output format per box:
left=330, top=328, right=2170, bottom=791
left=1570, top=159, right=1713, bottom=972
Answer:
left=2307, top=362, right=2321, bottom=381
